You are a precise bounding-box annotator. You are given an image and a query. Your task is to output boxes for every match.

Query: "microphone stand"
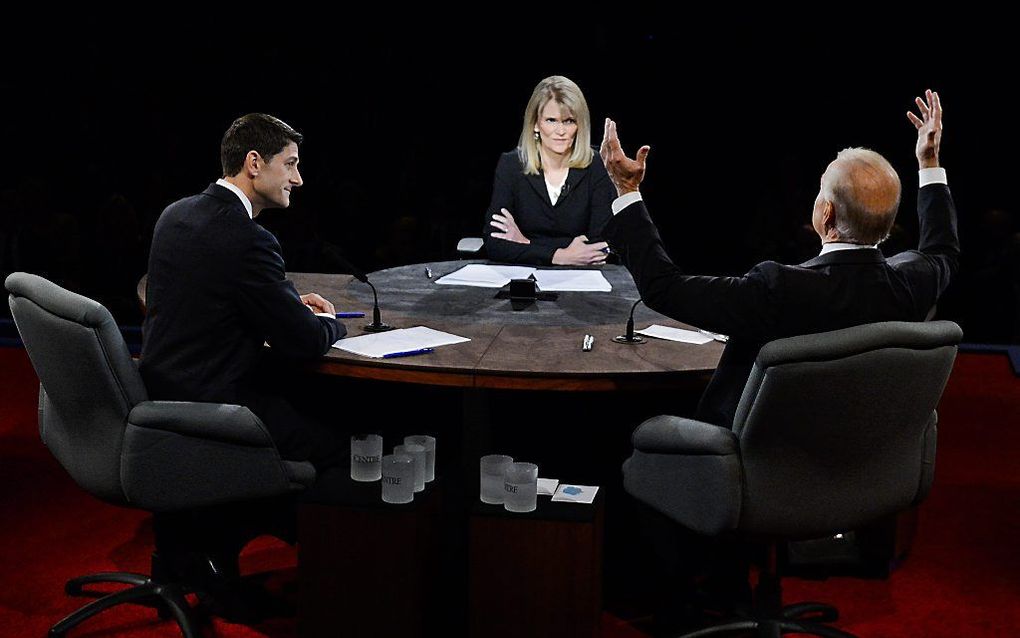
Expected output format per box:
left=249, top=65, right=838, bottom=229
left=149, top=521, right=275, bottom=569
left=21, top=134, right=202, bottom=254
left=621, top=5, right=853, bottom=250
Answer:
left=613, top=299, right=645, bottom=344
left=362, top=279, right=392, bottom=333
left=327, top=246, right=392, bottom=332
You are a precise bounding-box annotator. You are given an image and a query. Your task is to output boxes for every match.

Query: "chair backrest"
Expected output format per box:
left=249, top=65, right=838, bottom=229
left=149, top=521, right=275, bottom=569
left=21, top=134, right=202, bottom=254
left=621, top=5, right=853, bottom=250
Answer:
left=731, top=320, right=961, bottom=537
left=457, top=237, right=484, bottom=257
left=6, top=272, right=147, bottom=505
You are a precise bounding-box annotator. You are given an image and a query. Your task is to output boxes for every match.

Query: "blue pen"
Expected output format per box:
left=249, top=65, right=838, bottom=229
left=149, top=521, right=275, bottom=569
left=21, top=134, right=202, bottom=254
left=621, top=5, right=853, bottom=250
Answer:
left=335, top=312, right=366, bottom=318
left=382, top=348, right=434, bottom=359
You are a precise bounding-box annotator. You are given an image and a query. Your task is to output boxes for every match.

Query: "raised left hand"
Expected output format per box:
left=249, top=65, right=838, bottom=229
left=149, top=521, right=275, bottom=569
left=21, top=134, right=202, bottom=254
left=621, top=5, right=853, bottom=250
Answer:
left=906, top=89, right=942, bottom=169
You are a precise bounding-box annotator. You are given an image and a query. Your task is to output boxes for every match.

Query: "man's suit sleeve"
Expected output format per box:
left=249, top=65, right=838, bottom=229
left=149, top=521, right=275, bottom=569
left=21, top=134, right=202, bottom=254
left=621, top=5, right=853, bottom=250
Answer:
left=916, top=183, right=959, bottom=293
left=605, top=201, right=778, bottom=340
left=887, top=183, right=960, bottom=312
left=586, top=155, right=615, bottom=240
left=483, top=153, right=558, bottom=265
left=234, top=229, right=346, bottom=357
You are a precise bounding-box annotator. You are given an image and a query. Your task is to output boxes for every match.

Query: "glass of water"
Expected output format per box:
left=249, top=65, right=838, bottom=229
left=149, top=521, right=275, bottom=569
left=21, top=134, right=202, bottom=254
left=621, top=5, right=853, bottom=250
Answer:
left=404, top=435, right=436, bottom=482
left=503, top=462, right=538, bottom=513
left=393, top=443, right=427, bottom=493
left=480, top=454, right=514, bottom=504
left=381, top=454, right=415, bottom=504
left=350, top=434, right=383, bottom=482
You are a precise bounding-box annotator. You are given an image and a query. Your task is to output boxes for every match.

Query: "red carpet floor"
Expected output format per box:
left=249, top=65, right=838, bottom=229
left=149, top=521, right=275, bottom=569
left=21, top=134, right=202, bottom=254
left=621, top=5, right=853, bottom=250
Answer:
left=1, top=348, right=1017, bottom=637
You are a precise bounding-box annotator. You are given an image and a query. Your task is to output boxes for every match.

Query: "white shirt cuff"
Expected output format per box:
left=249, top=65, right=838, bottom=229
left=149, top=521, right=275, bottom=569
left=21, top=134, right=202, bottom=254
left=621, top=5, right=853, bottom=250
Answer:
left=919, top=167, right=948, bottom=188
left=611, top=191, right=643, bottom=215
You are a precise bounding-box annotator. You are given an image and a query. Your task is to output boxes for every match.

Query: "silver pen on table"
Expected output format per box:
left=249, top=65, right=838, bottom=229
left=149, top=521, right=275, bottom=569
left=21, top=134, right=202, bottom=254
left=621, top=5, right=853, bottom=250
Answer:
left=698, top=329, right=729, bottom=343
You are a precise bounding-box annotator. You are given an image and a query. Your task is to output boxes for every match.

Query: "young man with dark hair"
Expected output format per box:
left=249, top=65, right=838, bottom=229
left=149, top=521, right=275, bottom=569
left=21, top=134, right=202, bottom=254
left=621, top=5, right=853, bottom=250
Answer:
left=140, top=113, right=346, bottom=622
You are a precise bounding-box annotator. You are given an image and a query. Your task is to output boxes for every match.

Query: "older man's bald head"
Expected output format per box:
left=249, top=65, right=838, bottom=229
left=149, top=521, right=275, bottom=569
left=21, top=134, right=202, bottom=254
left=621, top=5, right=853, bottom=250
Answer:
left=818, top=148, right=901, bottom=245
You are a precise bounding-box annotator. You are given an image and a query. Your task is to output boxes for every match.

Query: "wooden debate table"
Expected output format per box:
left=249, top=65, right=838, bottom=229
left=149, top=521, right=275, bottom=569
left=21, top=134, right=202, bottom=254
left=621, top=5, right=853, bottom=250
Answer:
left=138, top=260, right=724, bottom=386
left=292, top=260, right=724, bottom=391
left=139, top=261, right=725, bottom=638
left=292, top=261, right=725, bottom=638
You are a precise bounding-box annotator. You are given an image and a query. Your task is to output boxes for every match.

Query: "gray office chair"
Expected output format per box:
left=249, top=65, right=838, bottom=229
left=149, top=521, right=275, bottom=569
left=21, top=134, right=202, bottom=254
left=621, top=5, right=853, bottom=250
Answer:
left=5, top=272, right=316, bottom=638
left=623, top=320, right=962, bottom=637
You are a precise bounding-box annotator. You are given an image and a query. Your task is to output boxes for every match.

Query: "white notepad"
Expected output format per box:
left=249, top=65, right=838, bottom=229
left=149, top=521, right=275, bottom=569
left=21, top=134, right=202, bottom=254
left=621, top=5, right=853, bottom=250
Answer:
left=434, top=264, right=611, bottom=292
left=636, top=324, right=715, bottom=345
left=332, top=326, right=470, bottom=358
left=532, top=270, right=611, bottom=292
left=434, top=264, right=536, bottom=288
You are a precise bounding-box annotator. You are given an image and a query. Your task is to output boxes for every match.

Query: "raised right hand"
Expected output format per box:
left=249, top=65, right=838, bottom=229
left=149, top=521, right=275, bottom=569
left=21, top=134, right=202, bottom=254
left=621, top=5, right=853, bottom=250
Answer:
left=906, top=89, right=942, bottom=169
left=552, top=235, right=609, bottom=266
left=599, top=118, right=650, bottom=197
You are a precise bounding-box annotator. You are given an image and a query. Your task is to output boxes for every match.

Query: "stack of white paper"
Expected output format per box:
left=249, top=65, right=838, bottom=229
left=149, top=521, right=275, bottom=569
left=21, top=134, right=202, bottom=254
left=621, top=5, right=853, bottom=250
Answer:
left=435, top=264, right=612, bottom=292
left=434, top=264, right=536, bottom=288
left=635, top=324, right=715, bottom=345
left=532, top=270, right=611, bottom=292
left=332, top=326, right=470, bottom=358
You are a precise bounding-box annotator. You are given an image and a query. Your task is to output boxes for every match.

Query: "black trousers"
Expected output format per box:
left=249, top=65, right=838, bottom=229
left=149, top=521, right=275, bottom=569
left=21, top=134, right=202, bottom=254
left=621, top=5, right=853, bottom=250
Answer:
left=633, top=499, right=754, bottom=614
left=240, top=354, right=350, bottom=472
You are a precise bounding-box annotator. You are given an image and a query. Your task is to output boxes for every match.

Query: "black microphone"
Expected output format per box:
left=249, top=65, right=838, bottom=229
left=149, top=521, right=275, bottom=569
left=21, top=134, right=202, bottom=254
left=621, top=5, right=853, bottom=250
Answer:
left=560, top=179, right=570, bottom=196
left=327, top=248, right=392, bottom=333
left=613, top=299, right=645, bottom=344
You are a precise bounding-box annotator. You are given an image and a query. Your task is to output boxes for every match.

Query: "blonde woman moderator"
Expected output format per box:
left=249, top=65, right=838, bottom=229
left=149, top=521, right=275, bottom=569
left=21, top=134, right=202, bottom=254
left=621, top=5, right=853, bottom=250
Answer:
left=484, top=76, right=613, bottom=265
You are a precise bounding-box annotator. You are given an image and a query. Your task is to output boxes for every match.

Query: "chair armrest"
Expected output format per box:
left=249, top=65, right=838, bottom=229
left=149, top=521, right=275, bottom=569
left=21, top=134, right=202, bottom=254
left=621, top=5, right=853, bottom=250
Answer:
left=127, top=401, right=273, bottom=448
left=122, top=402, right=315, bottom=511
left=631, top=415, right=738, bottom=455
left=624, top=415, right=742, bottom=535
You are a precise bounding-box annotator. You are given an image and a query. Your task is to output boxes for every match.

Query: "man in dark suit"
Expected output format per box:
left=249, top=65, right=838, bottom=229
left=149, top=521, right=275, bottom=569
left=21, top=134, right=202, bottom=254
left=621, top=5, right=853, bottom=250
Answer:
left=141, top=113, right=346, bottom=469
left=599, top=91, right=956, bottom=630
left=140, top=113, right=347, bottom=621
left=600, top=90, right=957, bottom=428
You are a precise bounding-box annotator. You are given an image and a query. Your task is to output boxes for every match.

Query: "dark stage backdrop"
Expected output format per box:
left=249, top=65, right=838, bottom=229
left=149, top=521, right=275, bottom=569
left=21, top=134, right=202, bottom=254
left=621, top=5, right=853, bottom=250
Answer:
left=1, top=21, right=1016, bottom=341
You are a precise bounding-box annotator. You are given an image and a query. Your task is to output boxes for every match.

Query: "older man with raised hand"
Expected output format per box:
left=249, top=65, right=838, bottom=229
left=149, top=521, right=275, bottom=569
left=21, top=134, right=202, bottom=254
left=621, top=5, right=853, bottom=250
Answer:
left=599, top=91, right=957, bottom=631
left=599, top=90, right=958, bottom=429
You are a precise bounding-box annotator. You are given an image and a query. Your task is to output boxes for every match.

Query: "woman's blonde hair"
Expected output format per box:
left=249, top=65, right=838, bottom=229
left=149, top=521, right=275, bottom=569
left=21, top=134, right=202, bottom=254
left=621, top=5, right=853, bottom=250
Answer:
left=517, top=75, right=593, bottom=175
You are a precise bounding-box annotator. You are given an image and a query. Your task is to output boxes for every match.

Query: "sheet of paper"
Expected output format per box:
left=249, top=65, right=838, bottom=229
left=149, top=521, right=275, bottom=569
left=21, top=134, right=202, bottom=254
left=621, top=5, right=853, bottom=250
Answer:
left=551, top=484, right=600, bottom=504
left=537, top=478, right=559, bottom=496
left=532, top=269, right=612, bottom=292
left=434, top=264, right=536, bottom=288
left=636, top=324, right=715, bottom=345
left=332, top=326, right=470, bottom=358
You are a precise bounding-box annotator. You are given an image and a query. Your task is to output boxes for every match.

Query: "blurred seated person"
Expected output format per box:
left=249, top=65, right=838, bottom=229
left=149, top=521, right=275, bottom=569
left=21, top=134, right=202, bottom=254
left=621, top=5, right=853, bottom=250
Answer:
left=484, top=75, right=612, bottom=265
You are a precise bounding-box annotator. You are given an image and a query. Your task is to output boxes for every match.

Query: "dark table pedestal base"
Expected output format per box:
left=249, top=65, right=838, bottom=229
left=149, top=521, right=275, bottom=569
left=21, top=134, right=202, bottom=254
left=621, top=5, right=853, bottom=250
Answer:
left=298, top=484, right=445, bottom=638
left=469, top=496, right=604, bottom=638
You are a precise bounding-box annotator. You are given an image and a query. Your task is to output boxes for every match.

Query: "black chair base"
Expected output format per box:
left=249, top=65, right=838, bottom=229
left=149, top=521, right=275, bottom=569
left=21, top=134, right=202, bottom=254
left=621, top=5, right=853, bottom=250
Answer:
left=680, top=601, right=855, bottom=637
left=678, top=547, right=856, bottom=638
left=49, top=555, right=200, bottom=638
